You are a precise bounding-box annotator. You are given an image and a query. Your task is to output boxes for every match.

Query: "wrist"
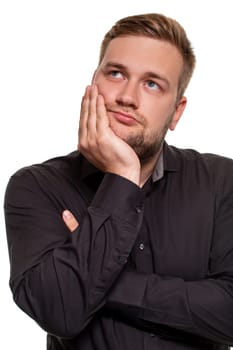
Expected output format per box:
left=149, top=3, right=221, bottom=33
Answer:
left=107, top=167, right=140, bottom=186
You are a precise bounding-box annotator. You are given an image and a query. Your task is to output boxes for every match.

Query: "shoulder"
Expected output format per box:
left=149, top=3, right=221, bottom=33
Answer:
left=4, top=151, right=81, bottom=204
left=165, top=144, right=233, bottom=193
left=8, top=150, right=81, bottom=182
left=166, top=143, right=233, bottom=168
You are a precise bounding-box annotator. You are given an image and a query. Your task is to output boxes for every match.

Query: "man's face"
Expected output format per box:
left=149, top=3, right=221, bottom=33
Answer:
left=93, top=35, right=186, bottom=161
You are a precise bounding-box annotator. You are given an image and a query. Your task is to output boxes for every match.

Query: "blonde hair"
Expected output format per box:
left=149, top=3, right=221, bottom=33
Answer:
left=99, top=13, right=196, bottom=100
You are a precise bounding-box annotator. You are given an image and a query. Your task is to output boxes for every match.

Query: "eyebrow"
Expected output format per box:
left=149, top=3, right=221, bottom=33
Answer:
left=102, top=61, right=170, bottom=88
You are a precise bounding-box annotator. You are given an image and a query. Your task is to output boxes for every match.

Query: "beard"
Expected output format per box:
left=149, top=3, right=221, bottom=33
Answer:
left=124, top=123, right=169, bottom=163
left=107, top=104, right=175, bottom=163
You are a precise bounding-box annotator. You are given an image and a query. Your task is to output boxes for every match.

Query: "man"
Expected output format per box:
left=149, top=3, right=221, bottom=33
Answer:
left=4, top=13, right=233, bottom=350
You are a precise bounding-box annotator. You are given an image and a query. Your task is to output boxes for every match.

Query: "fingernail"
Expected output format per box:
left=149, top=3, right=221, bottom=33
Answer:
left=63, top=210, right=72, bottom=220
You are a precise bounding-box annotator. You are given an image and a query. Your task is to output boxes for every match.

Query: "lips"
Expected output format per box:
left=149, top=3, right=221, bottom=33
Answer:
left=109, top=110, right=138, bottom=126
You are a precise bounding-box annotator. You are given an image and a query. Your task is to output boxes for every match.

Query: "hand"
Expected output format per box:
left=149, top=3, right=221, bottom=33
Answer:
left=62, top=210, right=79, bottom=232
left=78, top=85, right=140, bottom=185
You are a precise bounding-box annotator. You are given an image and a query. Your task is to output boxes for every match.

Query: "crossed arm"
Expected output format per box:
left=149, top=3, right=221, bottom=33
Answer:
left=61, top=202, right=233, bottom=345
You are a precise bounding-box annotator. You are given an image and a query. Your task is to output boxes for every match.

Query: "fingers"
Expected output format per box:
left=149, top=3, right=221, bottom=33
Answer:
left=62, top=210, right=79, bottom=233
left=79, top=85, right=92, bottom=143
left=77, top=84, right=140, bottom=181
left=86, top=85, right=98, bottom=141
left=78, top=84, right=110, bottom=154
left=96, top=93, right=109, bottom=133
left=78, top=85, right=101, bottom=151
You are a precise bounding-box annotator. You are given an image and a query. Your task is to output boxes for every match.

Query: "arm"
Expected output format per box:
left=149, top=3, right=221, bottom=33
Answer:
left=4, top=84, right=143, bottom=338
left=106, top=188, right=233, bottom=345
left=4, top=170, right=144, bottom=338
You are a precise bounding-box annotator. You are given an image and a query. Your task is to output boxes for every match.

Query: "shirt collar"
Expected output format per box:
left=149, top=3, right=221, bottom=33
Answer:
left=151, top=141, right=181, bottom=182
left=163, top=141, right=181, bottom=172
left=152, top=150, right=164, bottom=183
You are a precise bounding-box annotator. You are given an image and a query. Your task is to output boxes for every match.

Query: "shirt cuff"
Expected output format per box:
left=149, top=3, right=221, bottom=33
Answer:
left=107, top=269, right=148, bottom=314
left=90, top=173, right=145, bottom=225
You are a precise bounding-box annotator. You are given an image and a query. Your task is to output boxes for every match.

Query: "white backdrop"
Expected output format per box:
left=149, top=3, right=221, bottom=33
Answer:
left=1, top=0, right=233, bottom=348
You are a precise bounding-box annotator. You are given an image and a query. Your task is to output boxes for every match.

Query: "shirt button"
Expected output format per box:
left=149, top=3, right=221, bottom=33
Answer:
left=139, top=243, right=144, bottom=250
left=136, top=207, right=142, bottom=213
left=119, top=256, right=128, bottom=264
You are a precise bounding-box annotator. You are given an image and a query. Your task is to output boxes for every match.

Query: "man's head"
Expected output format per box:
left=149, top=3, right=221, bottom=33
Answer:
left=99, top=13, right=196, bottom=102
left=92, top=13, right=196, bottom=162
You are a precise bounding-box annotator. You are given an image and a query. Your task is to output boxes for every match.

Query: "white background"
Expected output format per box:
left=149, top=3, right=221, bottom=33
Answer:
left=1, top=0, right=233, bottom=348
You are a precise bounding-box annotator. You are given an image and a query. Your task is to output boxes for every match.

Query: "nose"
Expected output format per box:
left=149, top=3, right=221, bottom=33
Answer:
left=116, top=81, right=139, bottom=109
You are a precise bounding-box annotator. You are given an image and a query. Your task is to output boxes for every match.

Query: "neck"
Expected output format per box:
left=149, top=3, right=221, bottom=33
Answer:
left=139, top=147, right=163, bottom=187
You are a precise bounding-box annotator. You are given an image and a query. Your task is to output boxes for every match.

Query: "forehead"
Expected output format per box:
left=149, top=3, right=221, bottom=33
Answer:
left=100, top=35, right=183, bottom=85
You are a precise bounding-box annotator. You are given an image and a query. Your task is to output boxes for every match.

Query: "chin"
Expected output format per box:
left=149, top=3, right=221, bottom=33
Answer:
left=109, top=122, right=128, bottom=140
left=110, top=119, right=138, bottom=143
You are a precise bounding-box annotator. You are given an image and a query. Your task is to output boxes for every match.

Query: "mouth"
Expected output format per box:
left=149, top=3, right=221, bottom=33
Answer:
left=108, top=109, right=139, bottom=126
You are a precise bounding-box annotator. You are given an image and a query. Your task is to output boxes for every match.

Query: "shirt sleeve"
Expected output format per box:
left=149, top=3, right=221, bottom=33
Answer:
left=106, top=188, right=233, bottom=346
left=4, top=168, right=144, bottom=338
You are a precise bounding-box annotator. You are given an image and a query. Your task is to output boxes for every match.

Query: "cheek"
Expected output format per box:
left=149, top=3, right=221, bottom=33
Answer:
left=95, top=80, right=117, bottom=103
left=142, top=100, right=174, bottom=129
left=145, top=96, right=176, bottom=119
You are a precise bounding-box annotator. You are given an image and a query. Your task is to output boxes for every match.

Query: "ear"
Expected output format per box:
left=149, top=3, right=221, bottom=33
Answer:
left=169, top=96, right=187, bottom=131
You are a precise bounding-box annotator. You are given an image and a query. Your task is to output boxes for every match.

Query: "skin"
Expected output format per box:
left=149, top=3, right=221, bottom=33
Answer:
left=63, top=35, right=187, bottom=232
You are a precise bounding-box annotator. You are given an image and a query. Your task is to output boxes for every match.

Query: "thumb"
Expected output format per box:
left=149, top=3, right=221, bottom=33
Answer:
left=62, top=210, right=79, bottom=233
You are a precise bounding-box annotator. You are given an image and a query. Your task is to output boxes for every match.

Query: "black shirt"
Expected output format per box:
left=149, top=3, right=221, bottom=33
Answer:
left=4, top=142, right=233, bottom=349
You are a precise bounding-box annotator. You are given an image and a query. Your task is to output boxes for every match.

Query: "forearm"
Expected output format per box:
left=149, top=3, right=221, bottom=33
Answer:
left=5, top=170, right=144, bottom=338
left=106, top=269, right=233, bottom=345
left=11, top=231, right=125, bottom=338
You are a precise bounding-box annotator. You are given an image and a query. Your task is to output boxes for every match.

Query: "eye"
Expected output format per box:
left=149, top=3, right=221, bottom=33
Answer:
left=109, top=70, right=123, bottom=79
left=145, top=80, right=160, bottom=90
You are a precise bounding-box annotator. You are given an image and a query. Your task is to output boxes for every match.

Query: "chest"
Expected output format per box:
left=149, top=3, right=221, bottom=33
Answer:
left=130, top=176, right=215, bottom=281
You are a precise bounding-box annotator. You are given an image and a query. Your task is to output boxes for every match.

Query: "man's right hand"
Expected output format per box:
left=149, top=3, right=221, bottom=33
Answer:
left=78, top=85, right=140, bottom=186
